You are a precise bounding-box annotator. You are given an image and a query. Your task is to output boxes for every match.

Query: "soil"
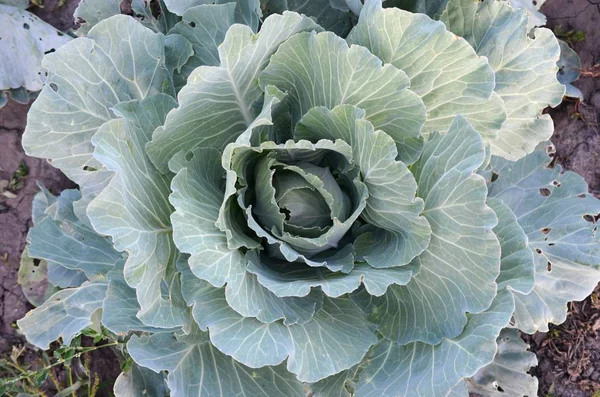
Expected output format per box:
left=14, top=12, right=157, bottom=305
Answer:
left=0, top=0, right=598, bottom=396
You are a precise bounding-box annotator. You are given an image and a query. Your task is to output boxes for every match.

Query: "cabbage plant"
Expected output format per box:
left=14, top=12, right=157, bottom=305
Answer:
left=17, top=0, right=600, bottom=396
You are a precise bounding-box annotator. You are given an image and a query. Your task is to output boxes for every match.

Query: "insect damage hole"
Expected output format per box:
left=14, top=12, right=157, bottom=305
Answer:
left=547, top=262, right=552, bottom=271
left=541, top=227, right=551, bottom=234
left=584, top=213, right=599, bottom=223
left=539, top=188, right=551, bottom=197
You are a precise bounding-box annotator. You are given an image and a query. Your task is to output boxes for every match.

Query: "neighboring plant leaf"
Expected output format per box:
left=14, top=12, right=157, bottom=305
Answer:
left=88, top=94, right=188, bottom=329
left=353, top=289, right=514, bottom=397
left=113, top=362, right=168, bottom=397
left=557, top=39, right=583, bottom=100
left=17, top=282, right=107, bottom=349
left=489, top=146, right=600, bottom=333
left=147, top=12, right=322, bottom=173
left=18, top=248, right=57, bottom=307
left=352, top=115, right=500, bottom=345
left=348, top=0, right=506, bottom=141
left=441, top=0, right=564, bottom=160
left=127, top=328, right=306, bottom=397
left=467, top=328, right=538, bottom=397
left=0, top=5, right=71, bottom=91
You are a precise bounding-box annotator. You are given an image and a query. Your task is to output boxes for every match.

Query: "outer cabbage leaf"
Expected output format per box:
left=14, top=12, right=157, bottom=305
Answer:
left=441, top=0, right=564, bottom=160
left=382, top=0, right=448, bottom=18
left=310, top=365, right=361, bottom=397
left=101, top=269, right=171, bottom=335
left=352, top=116, right=500, bottom=345
left=353, top=289, right=514, bottom=397
left=507, top=0, right=547, bottom=29
left=74, top=0, right=121, bottom=35
left=147, top=12, right=322, bottom=173
left=29, top=186, right=88, bottom=289
left=261, top=0, right=355, bottom=36
left=31, top=183, right=56, bottom=223
left=131, top=0, right=181, bottom=34
left=17, top=282, right=107, bottom=349
left=557, top=39, right=583, bottom=100
left=75, top=0, right=179, bottom=35
left=168, top=3, right=236, bottom=87
left=179, top=260, right=377, bottom=383
left=28, top=189, right=122, bottom=280
left=347, top=0, right=506, bottom=141
left=18, top=249, right=57, bottom=307
left=0, top=0, right=29, bottom=8
left=127, top=328, right=306, bottom=397
left=466, top=328, right=538, bottom=397
left=0, top=5, right=71, bottom=92
left=163, top=0, right=261, bottom=32
left=22, top=15, right=175, bottom=223
left=113, top=362, right=168, bottom=397
left=489, top=146, right=600, bottom=333
left=488, top=198, right=535, bottom=294
left=169, top=146, right=246, bottom=289
left=87, top=94, right=188, bottom=329
left=259, top=30, right=426, bottom=164
left=447, top=381, right=469, bottom=397
left=48, top=263, right=87, bottom=288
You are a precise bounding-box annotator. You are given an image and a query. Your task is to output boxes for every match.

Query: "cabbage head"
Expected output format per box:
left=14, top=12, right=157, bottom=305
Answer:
left=18, top=0, right=600, bottom=396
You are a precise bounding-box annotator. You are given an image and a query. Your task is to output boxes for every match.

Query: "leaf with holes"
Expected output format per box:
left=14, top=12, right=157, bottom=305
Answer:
left=17, top=2, right=593, bottom=396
